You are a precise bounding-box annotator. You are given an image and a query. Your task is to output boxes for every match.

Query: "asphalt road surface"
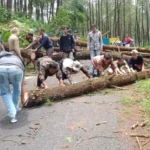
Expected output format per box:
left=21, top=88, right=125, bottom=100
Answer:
left=0, top=60, right=134, bottom=150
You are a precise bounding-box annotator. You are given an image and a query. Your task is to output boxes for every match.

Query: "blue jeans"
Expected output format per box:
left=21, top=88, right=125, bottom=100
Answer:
left=89, top=50, right=100, bottom=75
left=0, top=66, right=23, bottom=118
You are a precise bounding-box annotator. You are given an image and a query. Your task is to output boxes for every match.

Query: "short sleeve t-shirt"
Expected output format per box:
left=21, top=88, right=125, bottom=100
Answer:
left=129, top=55, right=143, bottom=71
left=114, top=60, right=127, bottom=69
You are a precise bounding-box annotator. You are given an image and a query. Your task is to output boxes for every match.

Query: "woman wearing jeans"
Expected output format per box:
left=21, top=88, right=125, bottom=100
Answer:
left=0, top=51, right=25, bottom=123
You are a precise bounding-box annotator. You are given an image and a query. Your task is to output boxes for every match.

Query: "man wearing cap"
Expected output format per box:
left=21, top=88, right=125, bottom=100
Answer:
left=129, top=50, right=144, bottom=72
left=37, top=56, right=65, bottom=88
left=8, top=27, right=23, bottom=59
left=92, top=54, right=117, bottom=77
left=59, top=58, right=92, bottom=84
left=88, top=24, right=103, bottom=75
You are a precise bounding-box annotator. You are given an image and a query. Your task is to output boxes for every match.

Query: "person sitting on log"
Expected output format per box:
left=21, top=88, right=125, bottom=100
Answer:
left=24, top=32, right=39, bottom=50
left=8, top=27, right=23, bottom=59
left=35, top=28, right=54, bottom=58
left=59, top=58, right=92, bottom=84
left=37, top=56, right=65, bottom=89
left=92, top=54, right=117, bottom=77
left=60, top=26, right=75, bottom=60
left=113, top=56, right=131, bottom=75
left=128, top=50, right=144, bottom=72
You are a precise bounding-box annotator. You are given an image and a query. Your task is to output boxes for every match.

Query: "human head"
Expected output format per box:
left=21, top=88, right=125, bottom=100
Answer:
left=91, top=24, right=97, bottom=32
left=11, top=27, right=20, bottom=35
left=63, top=26, right=69, bottom=35
left=49, top=62, right=59, bottom=73
left=74, top=31, right=78, bottom=36
left=117, top=56, right=124, bottom=65
left=104, top=54, right=112, bottom=63
left=72, top=60, right=82, bottom=72
left=126, top=34, right=129, bottom=38
left=131, top=49, right=139, bottom=60
left=39, top=27, right=45, bottom=35
left=26, top=32, right=33, bottom=40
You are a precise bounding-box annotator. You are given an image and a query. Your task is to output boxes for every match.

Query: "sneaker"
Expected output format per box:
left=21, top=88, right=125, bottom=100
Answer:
left=10, top=118, right=17, bottom=124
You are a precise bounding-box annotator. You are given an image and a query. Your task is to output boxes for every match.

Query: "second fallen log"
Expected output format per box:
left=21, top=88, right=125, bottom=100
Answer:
left=24, top=71, right=150, bottom=108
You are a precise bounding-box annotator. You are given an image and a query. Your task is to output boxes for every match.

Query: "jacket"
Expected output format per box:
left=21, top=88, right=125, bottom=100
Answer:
left=87, top=30, right=103, bottom=51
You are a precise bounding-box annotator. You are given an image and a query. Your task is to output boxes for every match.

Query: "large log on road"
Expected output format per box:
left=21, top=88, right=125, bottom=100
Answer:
left=24, top=71, right=150, bottom=108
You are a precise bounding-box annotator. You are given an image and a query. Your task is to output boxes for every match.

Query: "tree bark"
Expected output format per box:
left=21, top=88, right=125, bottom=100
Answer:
left=24, top=71, right=150, bottom=107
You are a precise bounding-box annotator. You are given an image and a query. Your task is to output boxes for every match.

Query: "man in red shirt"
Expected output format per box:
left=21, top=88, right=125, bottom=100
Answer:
left=124, top=34, right=133, bottom=47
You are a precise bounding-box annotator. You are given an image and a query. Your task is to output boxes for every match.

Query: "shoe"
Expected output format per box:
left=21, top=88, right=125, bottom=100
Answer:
left=10, top=118, right=17, bottom=124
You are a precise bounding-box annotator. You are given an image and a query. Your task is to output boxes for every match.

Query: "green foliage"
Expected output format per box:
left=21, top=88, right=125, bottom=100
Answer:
left=45, top=98, right=53, bottom=106
left=121, top=98, right=133, bottom=106
left=0, top=5, right=9, bottom=23
left=141, top=98, right=150, bottom=114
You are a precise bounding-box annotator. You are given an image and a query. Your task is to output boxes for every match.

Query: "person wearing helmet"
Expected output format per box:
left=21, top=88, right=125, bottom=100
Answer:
left=129, top=50, right=144, bottom=72
left=59, top=58, right=92, bottom=84
left=92, top=54, right=117, bottom=77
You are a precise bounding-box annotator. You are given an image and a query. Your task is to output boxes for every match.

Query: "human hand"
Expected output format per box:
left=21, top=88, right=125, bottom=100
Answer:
left=21, top=91, right=28, bottom=106
left=42, top=82, right=48, bottom=89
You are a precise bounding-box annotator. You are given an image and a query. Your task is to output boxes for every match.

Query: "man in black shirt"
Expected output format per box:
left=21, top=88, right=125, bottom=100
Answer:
left=129, top=50, right=144, bottom=72
left=60, top=27, right=75, bottom=60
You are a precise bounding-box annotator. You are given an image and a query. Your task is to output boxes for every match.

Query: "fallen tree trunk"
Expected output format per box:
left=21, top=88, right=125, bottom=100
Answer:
left=50, top=38, right=150, bottom=53
left=21, top=49, right=150, bottom=64
left=24, top=71, right=150, bottom=108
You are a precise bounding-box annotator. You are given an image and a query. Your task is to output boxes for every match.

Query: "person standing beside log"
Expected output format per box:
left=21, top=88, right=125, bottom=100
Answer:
left=60, top=27, right=75, bottom=60
left=129, top=50, right=144, bottom=72
left=8, top=27, right=23, bottom=59
left=87, top=24, right=103, bottom=76
left=59, top=58, right=92, bottom=84
left=37, top=56, right=65, bottom=89
left=92, top=54, right=117, bottom=77
left=35, top=28, right=53, bottom=58
left=0, top=51, right=26, bottom=123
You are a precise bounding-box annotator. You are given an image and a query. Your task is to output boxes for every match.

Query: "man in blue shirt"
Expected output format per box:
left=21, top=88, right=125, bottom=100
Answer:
left=36, top=28, right=53, bottom=58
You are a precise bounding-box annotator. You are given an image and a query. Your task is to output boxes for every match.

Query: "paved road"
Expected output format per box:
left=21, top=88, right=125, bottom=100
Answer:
left=0, top=61, right=134, bottom=150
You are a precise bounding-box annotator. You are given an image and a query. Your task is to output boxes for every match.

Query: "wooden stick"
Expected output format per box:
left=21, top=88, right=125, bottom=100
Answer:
left=130, top=134, right=150, bottom=138
left=131, top=122, right=139, bottom=130
left=142, top=139, right=150, bottom=146
left=136, top=137, right=143, bottom=150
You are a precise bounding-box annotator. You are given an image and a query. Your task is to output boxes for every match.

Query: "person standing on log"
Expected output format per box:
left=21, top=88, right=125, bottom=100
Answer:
left=59, top=58, right=92, bottom=84
left=37, top=56, right=65, bottom=89
left=92, top=54, right=117, bottom=77
left=35, top=28, right=53, bottom=58
left=129, top=50, right=144, bottom=72
left=60, top=27, right=75, bottom=60
left=8, top=27, right=23, bottom=59
left=0, top=51, right=26, bottom=123
left=88, top=24, right=103, bottom=76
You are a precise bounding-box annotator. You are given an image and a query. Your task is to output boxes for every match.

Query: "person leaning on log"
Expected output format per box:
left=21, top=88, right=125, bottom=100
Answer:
left=59, top=26, right=75, bottom=60
left=37, top=56, right=65, bottom=89
left=92, top=54, right=117, bottom=77
left=128, top=50, right=144, bottom=72
left=87, top=24, right=103, bottom=75
left=59, top=58, right=92, bottom=84
left=0, top=51, right=27, bottom=123
left=34, top=28, right=54, bottom=58
left=8, top=27, right=23, bottom=59
left=24, top=32, right=39, bottom=50
left=113, top=56, right=132, bottom=75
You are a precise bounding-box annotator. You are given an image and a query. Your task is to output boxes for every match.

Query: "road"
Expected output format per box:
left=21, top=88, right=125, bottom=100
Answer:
left=0, top=60, right=134, bottom=150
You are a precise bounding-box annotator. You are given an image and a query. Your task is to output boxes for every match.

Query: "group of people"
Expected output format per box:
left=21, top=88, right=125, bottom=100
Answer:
left=0, top=24, right=144, bottom=123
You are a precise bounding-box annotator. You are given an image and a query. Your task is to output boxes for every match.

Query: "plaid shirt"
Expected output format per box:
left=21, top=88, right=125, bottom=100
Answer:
left=87, top=30, right=103, bottom=51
